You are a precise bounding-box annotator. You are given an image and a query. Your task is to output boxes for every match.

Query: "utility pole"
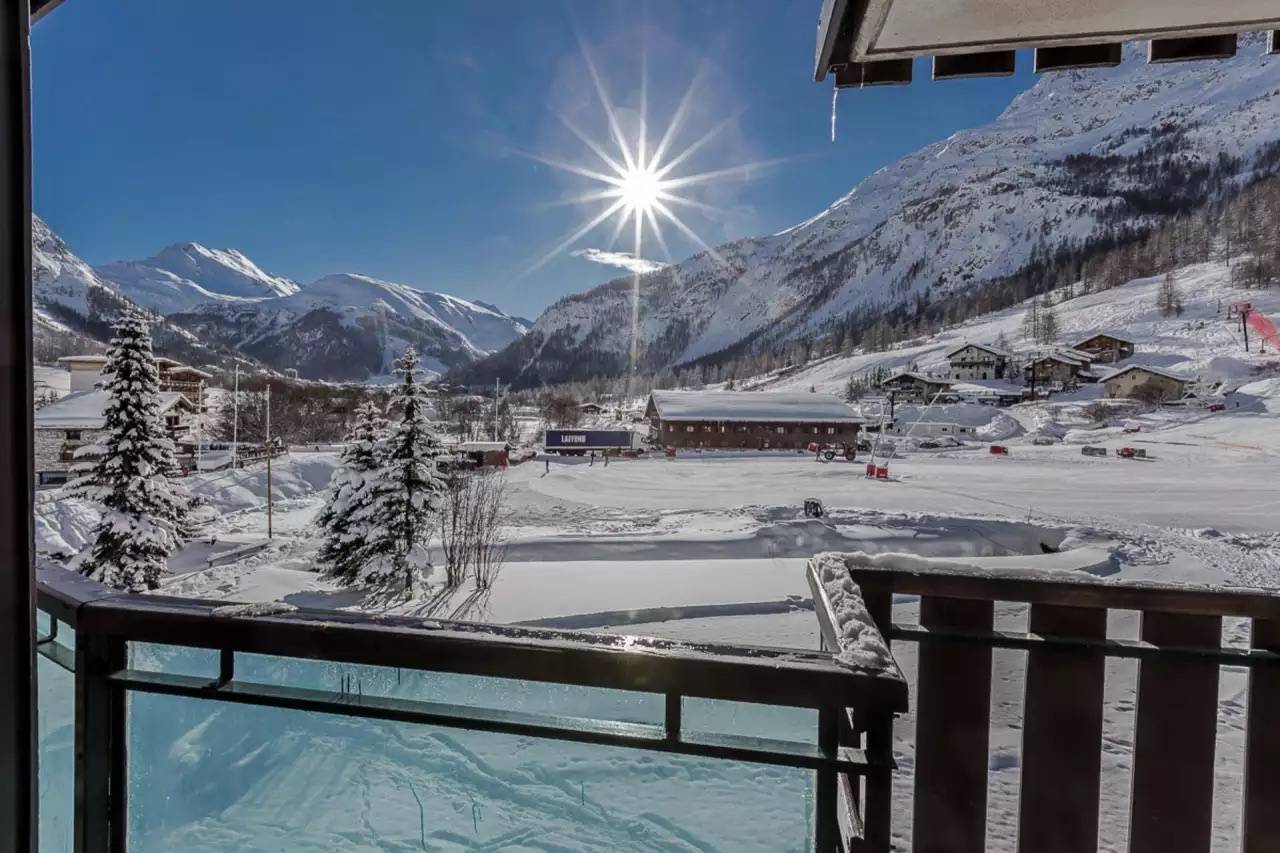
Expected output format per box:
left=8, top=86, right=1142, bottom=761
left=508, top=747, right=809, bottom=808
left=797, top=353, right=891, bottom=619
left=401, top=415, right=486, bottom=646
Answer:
left=493, top=377, right=500, bottom=441
left=231, top=363, right=240, bottom=469
left=265, top=383, right=273, bottom=539
left=195, top=380, right=204, bottom=474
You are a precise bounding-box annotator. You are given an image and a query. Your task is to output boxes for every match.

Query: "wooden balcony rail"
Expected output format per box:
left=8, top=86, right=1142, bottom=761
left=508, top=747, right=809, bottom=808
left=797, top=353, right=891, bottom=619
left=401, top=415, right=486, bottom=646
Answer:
left=808, top=555, right=1280, bottom=853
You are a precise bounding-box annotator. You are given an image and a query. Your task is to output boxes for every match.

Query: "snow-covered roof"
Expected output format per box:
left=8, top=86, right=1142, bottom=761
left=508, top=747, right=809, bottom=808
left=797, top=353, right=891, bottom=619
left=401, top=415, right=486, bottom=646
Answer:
left=882, top=371, right=951, bottom=385
left=1101, top=364, right=1192, bottom=384
left=950, top=380, right=1023, bottom=395
left=1074, top=331, right=1136, bottom=347
left=945, top=342, right=1012, bottom=360
left=163, top=365, right=214, bottom=380
left=647, top=390, right=862, bottom=423
left=1032, top=352, right=1083, bottom=367
left=35, top=389, right=194, bottom=430
left=55, top=355, right=108, bottom=366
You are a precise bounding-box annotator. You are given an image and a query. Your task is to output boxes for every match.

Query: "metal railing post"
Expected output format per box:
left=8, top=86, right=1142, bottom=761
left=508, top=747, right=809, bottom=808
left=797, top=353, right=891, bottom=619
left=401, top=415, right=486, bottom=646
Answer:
left=816, top=705, right=840, bottom=852
left=74, top=635, right=126, bottom=853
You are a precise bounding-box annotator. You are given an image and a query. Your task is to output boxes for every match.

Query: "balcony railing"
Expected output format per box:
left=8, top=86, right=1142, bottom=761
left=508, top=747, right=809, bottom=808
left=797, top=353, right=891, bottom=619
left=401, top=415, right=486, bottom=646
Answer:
left=35, top=567, right=907, bottom=851
left=808, top=555, right=1280, bottom=853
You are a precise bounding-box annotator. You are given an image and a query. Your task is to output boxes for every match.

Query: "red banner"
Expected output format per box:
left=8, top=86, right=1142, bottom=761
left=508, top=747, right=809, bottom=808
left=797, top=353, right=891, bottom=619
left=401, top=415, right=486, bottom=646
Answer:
left=1246, top=310, right=1280, bottom=349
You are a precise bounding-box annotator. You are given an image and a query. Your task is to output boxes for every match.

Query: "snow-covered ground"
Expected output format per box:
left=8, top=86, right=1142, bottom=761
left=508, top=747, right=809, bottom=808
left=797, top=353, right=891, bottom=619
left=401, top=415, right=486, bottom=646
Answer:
left=36, top=264, right=1280, bottom=850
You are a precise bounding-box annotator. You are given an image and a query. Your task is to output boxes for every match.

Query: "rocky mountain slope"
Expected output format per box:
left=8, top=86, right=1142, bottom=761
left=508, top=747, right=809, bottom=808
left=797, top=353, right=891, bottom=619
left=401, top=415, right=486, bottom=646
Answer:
left=458, top=35, right=1280, bottom=388
left=170, top=273, right=529, bottom=381
left=32, top=215, right=228, bottom=366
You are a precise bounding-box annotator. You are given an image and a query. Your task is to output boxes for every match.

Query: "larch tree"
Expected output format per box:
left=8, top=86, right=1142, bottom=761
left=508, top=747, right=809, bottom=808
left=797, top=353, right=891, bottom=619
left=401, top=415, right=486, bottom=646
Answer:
left=1039, top=302, right=1060, bottom=343
left=74, top=309, right=191, bottom=591
left=1156, top=272, right=1184, bottom=317
left=315, top=400, right=387, bottom=584
left=343, top=346, right=448, bottom=595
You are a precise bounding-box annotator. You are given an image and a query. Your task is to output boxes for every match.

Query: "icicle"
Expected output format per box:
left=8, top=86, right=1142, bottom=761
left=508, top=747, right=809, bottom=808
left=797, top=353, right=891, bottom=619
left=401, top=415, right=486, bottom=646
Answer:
left=830, top=85, right=839, bottom=143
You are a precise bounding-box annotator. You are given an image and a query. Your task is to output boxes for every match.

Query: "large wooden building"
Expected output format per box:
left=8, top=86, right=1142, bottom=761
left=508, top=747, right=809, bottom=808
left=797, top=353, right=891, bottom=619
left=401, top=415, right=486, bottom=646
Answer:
left=945, top=343, right=1012, bottom=381
left=1073, top=332, right=1136, bottom=364
left=646, top=390, right=862, bottom=450
left=879, top=371, right=953, bottom=402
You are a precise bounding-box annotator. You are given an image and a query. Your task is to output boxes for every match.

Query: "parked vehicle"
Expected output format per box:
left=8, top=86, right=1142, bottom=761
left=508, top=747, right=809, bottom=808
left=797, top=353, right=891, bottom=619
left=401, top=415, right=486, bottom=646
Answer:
left=1031, top=436, right=1056, bottom=446
left=1081, top=446, right=1108, bottom=457
left=989, top=445, right=1009, bottom=455
left=807, top=441, right=857, bottom=461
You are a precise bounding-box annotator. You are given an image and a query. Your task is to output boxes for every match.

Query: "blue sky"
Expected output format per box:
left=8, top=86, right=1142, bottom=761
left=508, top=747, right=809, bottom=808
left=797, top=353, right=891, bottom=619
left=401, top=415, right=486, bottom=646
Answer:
left=32, top=0, right=1037, bottom=318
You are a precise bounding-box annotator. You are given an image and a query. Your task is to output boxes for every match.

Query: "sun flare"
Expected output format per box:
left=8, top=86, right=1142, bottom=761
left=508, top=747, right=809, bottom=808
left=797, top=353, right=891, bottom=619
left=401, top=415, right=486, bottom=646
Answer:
left=517, top=35, right=782, bottom=383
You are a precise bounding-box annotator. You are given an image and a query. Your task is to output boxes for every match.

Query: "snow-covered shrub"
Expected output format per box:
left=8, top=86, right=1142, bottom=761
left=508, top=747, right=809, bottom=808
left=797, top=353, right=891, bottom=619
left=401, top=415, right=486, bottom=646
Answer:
left=439, top=469, right=509, bottom=592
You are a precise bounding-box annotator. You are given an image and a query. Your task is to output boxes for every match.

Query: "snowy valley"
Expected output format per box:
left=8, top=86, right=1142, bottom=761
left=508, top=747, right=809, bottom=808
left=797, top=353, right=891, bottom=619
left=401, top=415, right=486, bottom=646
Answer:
left=35, top=253, right=1280, bottom=850
left=29, top=21, right=1280, bottom=853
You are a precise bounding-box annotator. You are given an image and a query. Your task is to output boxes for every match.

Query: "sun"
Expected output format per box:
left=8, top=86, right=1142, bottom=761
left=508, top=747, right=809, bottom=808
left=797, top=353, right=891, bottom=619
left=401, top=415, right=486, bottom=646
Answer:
left=617, top=164, right=665, bottom=216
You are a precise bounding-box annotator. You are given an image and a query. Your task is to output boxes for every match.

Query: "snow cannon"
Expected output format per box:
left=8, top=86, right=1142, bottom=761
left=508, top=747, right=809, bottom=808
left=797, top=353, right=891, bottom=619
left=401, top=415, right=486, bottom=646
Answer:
left=989, top=445, right=1009, bottom=455
left=866, top=463, right=877, bottom=478
left=875, top=465, right=889, bottom=480
left=664, top=447, right=676, bottom=458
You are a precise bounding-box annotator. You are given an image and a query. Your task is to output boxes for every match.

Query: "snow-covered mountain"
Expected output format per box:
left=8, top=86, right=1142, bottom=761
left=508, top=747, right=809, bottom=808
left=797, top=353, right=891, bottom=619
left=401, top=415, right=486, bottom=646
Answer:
left=172, top=272, right=529, bottom=380
left=32, top=215, right=236, bottom=366
left=95, top=241, right=300, bottom=313
left=34, top=220, right=527, bottom=381
left=33, top=214, right=133, bottom=324
left=462, top=35, right=1280, bottom=387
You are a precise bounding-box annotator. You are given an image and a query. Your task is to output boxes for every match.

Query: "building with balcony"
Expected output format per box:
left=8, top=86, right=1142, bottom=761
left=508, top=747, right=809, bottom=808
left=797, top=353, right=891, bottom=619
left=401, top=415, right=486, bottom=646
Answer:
left=944, top=342, right=1012, bottom=381
left=879, top=370, right=952, bottom=402
left=1074, top=332, right=1137, bottom=364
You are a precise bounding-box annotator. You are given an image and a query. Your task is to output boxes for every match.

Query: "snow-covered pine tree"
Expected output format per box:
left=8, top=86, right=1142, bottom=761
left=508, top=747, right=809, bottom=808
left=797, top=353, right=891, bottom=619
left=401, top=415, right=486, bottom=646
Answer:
left=343, top=346, right=447, bottom=595
left=74, top=309, right=191, bottom=591
left=315, top=400, right=387, bottom=583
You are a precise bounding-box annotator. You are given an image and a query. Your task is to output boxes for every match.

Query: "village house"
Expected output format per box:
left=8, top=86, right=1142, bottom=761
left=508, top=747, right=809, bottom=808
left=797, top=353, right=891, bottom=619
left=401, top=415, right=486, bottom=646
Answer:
left=879, top=371, right=953, bottom=402
left=646, top=390, right=862, bottom=450
left=57, top=353, right=213, bottom=407
left=1026, top=354, right=1081, bottom=390
left=1073, top=332, right=1136, bottom=364
left=56, top=354, right=110, bottom=392
left=577, top=402, right=606, bottom=416
left=34, top=389, right=197, bottom=485
left=1101, top=364, right=1193, bottom=402
left=944, top=343, right=1012, bottom=381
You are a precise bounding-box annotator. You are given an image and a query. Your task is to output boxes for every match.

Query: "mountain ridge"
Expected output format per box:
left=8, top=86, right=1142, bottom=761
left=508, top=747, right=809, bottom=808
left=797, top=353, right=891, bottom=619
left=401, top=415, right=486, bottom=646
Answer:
left=452, top=35, right=1280, bottom=388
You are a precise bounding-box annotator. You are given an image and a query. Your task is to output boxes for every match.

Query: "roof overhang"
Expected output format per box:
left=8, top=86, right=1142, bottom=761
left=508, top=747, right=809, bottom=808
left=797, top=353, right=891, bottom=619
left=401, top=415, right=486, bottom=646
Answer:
left=816, top=0, right=1280, bottom=84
